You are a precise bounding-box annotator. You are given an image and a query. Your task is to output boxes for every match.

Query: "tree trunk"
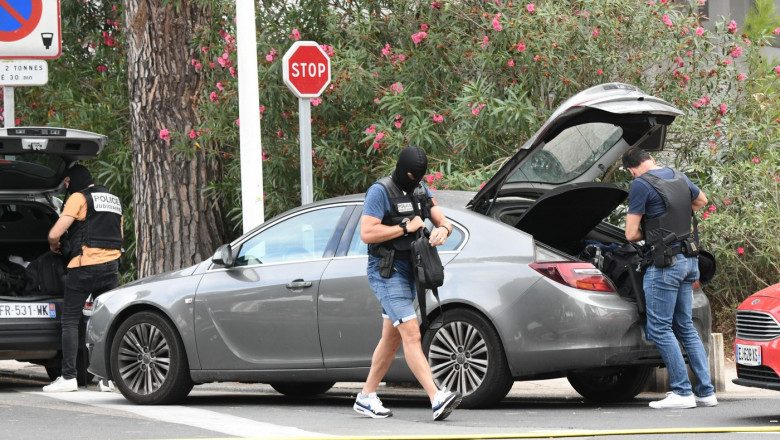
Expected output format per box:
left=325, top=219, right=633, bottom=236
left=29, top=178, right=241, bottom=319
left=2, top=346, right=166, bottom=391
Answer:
left=124, top=0, right=225, bottom=277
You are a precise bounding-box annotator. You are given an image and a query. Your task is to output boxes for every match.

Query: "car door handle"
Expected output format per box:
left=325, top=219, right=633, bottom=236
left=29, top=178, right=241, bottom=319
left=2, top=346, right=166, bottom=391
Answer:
left=286, top=280, right=312, bottom=289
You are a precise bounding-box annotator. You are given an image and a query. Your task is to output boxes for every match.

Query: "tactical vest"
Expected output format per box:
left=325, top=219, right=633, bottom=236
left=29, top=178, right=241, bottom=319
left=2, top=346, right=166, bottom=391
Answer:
left=638, top=169, right=695, bottom=255
left=372, top=176, right=433, bottom=258
left=64, top=185, right=123, bottom=260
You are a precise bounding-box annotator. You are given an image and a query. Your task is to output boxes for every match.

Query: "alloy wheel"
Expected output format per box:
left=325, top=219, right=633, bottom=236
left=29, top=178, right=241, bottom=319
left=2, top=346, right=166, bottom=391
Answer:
left=427, top=320, right=489, bottom=397
left=117, top=322, right=171, bottom=395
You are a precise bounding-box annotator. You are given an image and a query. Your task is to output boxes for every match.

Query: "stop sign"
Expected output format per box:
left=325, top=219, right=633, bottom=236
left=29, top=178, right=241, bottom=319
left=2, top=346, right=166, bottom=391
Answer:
left=282, top=41, right=331, bottom=98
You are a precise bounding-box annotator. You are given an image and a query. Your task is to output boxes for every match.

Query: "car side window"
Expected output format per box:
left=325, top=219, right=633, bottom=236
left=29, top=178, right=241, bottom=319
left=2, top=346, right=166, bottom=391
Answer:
left=346, top=218, right=464, bottom=256
left=236, top=206, right=347, bottom=266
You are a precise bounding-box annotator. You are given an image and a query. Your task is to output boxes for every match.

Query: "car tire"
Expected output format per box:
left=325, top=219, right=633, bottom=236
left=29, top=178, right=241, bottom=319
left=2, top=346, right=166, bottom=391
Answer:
left=422, top=308, right=513, bottom=409
left=567, top=365, right=652, bottom=402
left=110, top=311, right=193, bottom=405
left=270, top=382, right=336, bottom=398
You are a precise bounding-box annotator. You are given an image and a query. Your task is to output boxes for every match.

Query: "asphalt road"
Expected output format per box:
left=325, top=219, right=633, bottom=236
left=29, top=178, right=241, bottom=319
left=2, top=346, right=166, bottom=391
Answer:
left=2, top=360, right=780, bottom=440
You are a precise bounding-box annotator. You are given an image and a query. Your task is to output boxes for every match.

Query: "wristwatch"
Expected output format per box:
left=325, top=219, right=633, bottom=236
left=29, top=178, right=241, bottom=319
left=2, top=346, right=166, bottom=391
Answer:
left=400, top=219, right=409, bottom=236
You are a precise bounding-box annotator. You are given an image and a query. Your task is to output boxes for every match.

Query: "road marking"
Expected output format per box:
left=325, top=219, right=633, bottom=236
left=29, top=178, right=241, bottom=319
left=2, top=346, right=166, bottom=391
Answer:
left=35, top=391, right=331, bottom=438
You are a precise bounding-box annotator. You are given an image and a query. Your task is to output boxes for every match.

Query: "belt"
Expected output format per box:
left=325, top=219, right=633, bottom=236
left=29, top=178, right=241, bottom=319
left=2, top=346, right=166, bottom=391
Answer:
left=668, top=245, right=683, bottom=255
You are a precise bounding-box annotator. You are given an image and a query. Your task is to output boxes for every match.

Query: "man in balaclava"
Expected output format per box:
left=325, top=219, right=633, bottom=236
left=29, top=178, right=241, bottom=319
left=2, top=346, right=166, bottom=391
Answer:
left=43, top=164, right=123, bottom=393
left=354, top=146, right=461, bottom=421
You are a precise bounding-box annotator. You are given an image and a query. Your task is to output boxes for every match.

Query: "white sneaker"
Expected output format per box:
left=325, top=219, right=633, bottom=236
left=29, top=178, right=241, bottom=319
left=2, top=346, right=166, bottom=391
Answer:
left=695, top=394, right=718, bottom=407
left=649, top=392, right=695, bottom=409
left=43, top=376, right=78, bottom=393
left=353, top=393, right=392, bottom=418
left=99, top=379, right=116, bottom=392
left=432, top=389, right=462, bottom=421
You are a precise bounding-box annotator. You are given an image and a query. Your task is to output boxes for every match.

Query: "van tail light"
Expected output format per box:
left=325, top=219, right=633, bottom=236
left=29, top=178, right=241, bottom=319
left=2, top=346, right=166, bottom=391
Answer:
left=530, top=262, right=616, bottom=293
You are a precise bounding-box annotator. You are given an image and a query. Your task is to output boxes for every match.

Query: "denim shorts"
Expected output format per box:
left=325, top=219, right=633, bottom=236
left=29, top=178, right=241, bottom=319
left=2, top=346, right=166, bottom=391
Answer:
left=367, top=256, right=418, bottom=327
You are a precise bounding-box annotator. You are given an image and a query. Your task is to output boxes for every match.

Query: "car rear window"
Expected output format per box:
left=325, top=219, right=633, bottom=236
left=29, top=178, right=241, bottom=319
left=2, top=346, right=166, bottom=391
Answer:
left=0, top=153, right=66, bottom=190
left=507, top=123, right=623, bottom=185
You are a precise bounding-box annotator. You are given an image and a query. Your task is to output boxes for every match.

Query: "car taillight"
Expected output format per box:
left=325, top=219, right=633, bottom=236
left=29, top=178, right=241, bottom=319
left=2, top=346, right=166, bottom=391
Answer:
left=82, top=294, right=94, bottom=317
left=693, top=280, right=701, bottom=291
left=530, top=262, right=616, bottom=293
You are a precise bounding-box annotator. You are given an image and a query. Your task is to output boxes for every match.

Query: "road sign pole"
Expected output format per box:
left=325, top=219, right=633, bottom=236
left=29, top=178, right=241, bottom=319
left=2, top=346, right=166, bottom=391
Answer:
left=2, top=86, right=14, bottom=128
left=299, top=98, right=313, bottom=205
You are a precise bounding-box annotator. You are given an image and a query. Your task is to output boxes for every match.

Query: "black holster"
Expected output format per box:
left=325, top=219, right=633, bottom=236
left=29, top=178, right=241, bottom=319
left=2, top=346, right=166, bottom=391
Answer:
left=370, top=245, right=396, bottom=278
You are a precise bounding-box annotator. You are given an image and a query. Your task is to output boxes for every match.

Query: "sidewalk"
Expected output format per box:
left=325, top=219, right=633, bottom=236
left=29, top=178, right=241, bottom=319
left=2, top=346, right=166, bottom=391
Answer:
left=3, top=359, right=777, bottom=399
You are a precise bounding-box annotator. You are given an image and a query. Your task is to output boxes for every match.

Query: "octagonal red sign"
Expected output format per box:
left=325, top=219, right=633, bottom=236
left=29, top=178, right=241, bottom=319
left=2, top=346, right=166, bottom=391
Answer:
left=282, top=41, right=331, bottom=98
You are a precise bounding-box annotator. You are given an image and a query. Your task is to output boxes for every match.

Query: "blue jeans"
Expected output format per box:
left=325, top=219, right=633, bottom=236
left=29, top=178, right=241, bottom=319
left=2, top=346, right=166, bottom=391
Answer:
left=644, top=253, right=714, bottom=397
left=61, top=260, right=119, bottom=380
left=367, top=255, right=417, bottom=326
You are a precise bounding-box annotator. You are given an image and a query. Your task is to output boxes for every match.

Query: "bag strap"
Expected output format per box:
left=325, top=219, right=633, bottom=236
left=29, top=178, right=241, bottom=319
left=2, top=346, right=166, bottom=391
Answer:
left=409, top=192, right=444, bottom=331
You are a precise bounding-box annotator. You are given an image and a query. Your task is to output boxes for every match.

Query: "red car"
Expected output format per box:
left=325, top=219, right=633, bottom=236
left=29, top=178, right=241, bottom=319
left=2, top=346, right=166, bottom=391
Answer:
left=733, top=282, right=780, bottom=391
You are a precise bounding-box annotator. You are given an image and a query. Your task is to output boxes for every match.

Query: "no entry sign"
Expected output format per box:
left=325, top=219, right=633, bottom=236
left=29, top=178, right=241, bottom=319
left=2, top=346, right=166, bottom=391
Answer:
left=0, top=0, right=61, bottom=59
left=282, top=41, right=331, bottom=98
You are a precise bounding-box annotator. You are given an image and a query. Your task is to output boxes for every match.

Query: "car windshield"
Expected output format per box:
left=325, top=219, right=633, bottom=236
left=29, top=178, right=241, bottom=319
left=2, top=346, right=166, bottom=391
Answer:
left=0, top=153, right=66, bottom=190
left=507, top=122, right=623, bottom=185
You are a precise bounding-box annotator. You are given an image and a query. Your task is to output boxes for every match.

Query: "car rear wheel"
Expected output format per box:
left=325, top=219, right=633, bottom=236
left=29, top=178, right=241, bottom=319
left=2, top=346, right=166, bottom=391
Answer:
left=270, top=382, right=336, bottom=398
left=567, top=365, right=652, bottom=402
left=110, top=311, right=193, bottom=404
left=422, top=308, right=513, bottom=408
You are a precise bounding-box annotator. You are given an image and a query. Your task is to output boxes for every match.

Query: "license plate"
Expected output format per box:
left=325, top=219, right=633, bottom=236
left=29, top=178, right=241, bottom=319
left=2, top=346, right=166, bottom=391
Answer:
left=0, top=303, right=57, bottom=318
left=737, top=343, right=762, bottom=366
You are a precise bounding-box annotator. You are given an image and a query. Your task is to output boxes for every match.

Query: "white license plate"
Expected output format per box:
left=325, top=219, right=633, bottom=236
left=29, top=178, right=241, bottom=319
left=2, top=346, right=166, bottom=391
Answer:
left=0, top=303, right=57, bottom=318
left=737, top=343, right=762, bottom=366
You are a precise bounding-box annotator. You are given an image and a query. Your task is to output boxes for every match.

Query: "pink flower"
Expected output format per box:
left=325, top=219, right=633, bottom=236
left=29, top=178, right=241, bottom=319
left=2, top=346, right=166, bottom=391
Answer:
left=592, top=28, right=599, bottom=38
left=702, top=212, right=710, bottom=220
left=526, top=3, right=535, bottom=13
left=375, top=132, right=385, bottom=141
left=738, top=73, right=746, bottom=81
left=662, top=15, right=673, bottom=28
left=431, top=1, right=441, bottom=9
left=319, top=45, right=334, bottom=57
left=291, top=29, right=301, bottom=41
left=492, top=14, right=503, bottom=31
left=216, top=82, right=224, bottom=91
left=382, top=44, right=391, bottom=56
left=277, top=130, right=283, bottom=138
left=372, top=142, right=380, bottom=150
left=737, top=247, right=745, bottom=255
left=411, top=32, right=428, bottom=44
left=210, top=91, right=218, bottom=102
left=435, top=171, right=442, bottom=180
left=753, top=156, right=760, bottom=164
left=391, top=82, right=404, bottom=94
left=508, top=59, right=515, bottom=66
left=159, top=129, right=170, bottom=141
left=96, top=65, right=108, bottom=72
left=311, top=98, right=322, bottom=106
left=534, top=54, right=541, bottom=61
left=708, top=204, right=717, bottom=213
left=719, top=104, right=728, bottom=115
left=775, top=27, right=780, bottom=35
left=395, top=114, right=403, bottom=128
left=731, top=46, right=743, bottom=58
left=421, top=24, right=429, bottom=31
left=432, top=114, right=444, bottom=123
left=695, top=26, right=705, bottom=36
left=517, top=43, right=526, bottom=52
left=479, top=182, right=486, bottom=190
left=597, top=69, right=603, bottom=75
left=728, top=20, right=737, bottom=34
left=775, top=65, right=780, bottom=76
left=189, top=129, right=197, bottom=139
left=426, top=174, right=434, bottom=185
left=366, top=125, right=376, bottom=134
left=235, top=119, right=240, bottom=126
left=472, top=107, right=481, bottom=116
left=723, top=198, right=731, bottom=205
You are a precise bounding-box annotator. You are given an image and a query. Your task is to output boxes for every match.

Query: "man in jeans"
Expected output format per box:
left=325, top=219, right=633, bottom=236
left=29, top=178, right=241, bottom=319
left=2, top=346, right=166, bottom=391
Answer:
left=622, top=147, right=716, bottom=409
left=43, top=165, right=122, bottom=392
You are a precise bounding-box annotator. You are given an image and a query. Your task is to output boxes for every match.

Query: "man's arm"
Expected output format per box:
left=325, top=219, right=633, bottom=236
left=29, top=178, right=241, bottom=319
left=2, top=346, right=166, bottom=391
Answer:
left=692, top=190, right=708, bottom=212
left=428, top=203, right=452, bottom=246
left=625, top=213, right=643, bottom=242
left=48, top=215, right=75, bottom=254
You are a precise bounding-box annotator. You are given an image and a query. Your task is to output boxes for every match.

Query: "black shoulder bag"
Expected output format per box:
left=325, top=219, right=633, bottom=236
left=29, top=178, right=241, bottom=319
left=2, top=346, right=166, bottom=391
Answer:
left=408, top=194, right=445, bottom=330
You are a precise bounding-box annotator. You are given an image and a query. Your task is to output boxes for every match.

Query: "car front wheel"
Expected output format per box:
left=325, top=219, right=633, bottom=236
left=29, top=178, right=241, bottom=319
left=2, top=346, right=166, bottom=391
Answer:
left=567, top=365, right=652, bottom=402
left=110, top=311, right=193, bottom=404
left=422, top=308, right=513, bottom=408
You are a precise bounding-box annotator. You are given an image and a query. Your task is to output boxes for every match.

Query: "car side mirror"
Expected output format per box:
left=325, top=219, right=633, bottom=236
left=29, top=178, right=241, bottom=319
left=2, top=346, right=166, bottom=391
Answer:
left=212, top=244, right=235, bottom=267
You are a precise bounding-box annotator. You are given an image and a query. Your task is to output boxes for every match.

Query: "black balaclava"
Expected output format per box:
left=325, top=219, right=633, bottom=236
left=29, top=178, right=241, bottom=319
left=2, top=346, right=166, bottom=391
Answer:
left=391, top=146, right=428, bottom=193
left=64, top=164, right=94, bottom=194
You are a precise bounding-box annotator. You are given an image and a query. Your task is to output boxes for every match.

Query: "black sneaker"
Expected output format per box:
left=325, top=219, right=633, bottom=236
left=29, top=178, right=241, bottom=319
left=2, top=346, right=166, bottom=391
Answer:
left=432, top=389, right=461, bottom=421
left=353, top=393, right=393, bottom=418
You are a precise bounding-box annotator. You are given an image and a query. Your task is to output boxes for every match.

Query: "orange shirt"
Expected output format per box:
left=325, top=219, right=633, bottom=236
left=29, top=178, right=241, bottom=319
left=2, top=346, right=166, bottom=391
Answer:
left=61, top=192, right=123, bottom=268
